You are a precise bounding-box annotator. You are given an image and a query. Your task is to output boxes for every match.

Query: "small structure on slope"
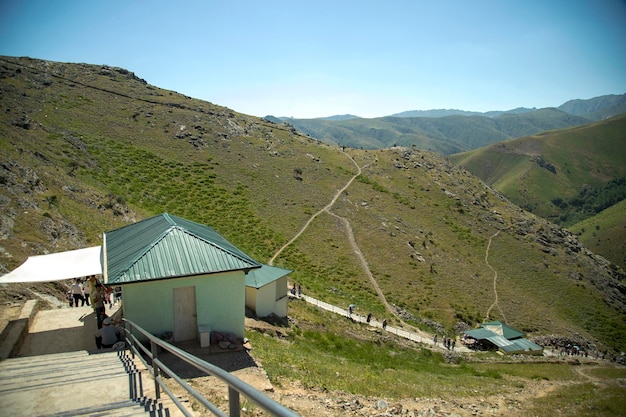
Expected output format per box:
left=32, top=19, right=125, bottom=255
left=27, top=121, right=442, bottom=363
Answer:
left=463, top=321, right=543, bottom=355
left=245, top=264, right=292, bottom=318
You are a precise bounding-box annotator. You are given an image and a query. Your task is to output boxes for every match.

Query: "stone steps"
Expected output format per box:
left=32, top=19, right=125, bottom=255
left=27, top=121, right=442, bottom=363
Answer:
left=0, top=349, right=173, bottom=416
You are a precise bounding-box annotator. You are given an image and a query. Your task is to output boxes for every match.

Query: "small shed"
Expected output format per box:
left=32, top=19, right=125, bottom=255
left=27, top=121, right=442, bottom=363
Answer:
left=463, top=321, right=543, bottom=355
left=103, top=213, right=261, bottom=342
left=245, top=264, right=292, bottom=318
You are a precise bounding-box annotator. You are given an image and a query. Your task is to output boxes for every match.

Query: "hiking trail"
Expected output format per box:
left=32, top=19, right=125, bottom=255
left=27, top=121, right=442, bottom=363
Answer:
left=484, top=228, right=508, bottom=323
left=268, top=151, right=430, bottom=339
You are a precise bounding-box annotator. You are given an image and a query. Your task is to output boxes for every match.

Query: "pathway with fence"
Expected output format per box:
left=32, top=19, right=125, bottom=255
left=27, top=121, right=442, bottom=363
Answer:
left=290, top=293, right=472, bottom=353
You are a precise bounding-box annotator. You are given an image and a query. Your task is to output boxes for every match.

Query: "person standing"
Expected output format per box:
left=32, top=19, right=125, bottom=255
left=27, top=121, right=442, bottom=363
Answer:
left=92, top=283, right=106, bottom=329
left=70, top=279, right=85, bottom=307
left=86, top=275, right=97, bottom=309
left=83, top=279, right=91, bottom=306
left=104, top=285, right=114, bottom=308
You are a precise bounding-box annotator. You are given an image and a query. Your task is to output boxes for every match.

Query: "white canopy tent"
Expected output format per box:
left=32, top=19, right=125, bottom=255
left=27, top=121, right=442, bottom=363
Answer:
left=0, top=246, right=103, bottom=284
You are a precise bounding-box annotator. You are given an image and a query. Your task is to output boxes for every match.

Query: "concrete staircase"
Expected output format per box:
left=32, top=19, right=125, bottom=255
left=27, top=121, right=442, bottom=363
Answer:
left=0, top=349, right=172, bottom=417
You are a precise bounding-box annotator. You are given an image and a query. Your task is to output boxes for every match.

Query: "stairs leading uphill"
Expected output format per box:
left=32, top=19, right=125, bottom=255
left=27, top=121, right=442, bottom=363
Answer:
left=0, top=349, right=171, bottom=417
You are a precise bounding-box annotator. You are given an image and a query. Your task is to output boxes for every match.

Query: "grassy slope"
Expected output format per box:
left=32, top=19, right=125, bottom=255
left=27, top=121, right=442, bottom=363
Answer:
left=450, top=116, right=626, bottom=267
left=569, top=199, right=626, bottom=269
left=246, top=301, right=626, bottom=417
left=0, top=56, right=624, bottom=352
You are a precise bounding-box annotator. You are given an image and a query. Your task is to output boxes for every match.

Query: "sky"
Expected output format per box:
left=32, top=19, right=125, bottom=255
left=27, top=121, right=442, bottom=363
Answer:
left=1, top=1, right=625, bottom=119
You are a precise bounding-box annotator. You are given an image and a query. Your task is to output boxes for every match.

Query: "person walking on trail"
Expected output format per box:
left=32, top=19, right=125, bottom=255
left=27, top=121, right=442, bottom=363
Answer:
left=366, top=313, right=372, bottom=323
left=348, top=304, right=355, bottom=317
left=70, top=279, right=85, bottom=307
left=382, top=319, right=387, bottom=329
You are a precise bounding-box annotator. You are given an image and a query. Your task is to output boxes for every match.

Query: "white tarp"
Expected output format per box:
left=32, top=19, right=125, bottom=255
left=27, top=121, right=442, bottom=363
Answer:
left=0, top=246, right=102, bottom=284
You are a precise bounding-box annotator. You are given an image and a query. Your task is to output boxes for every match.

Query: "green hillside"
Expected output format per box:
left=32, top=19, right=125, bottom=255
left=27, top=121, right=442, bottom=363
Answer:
left=450, top=115, right=626, bottom=269
left=1, top=56, right=625, bottom=355
left=569, top=199, right=626, bottom=269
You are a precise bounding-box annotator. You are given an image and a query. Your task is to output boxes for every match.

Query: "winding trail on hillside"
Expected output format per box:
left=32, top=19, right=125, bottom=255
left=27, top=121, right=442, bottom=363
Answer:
left=484, top=229, right=508, bottom=323
left=324, top=210, right=394, bottom=314
left=268, top=152, right=364, bottom=265
left=268, top=152, right=393, bottom=315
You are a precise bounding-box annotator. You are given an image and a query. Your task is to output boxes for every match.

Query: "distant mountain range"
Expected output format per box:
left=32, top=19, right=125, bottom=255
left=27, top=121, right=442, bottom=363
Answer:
left=265, top=94, right=626, bottom=154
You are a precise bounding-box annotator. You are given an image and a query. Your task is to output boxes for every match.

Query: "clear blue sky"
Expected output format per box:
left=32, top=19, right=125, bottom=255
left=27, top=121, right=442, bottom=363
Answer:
left=1, top=0, right=625, bottom=118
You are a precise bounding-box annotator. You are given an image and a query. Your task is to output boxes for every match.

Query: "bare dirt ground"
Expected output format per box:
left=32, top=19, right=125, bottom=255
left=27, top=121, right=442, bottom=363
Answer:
left=162, top=317, right=617, bottom=417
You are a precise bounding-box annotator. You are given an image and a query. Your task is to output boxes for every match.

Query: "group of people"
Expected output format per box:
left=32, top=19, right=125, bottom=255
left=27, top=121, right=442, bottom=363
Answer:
left=433, top=334, right=456, bottom=350
left=66, top=275, right=122, bottom=350
left=362, top=312, right=388, bottom=329
left=67, top=276, right=121, bottom=310
left=68, top=278, right=91, bottom=307
left=290, top=284, right=302, bottom=297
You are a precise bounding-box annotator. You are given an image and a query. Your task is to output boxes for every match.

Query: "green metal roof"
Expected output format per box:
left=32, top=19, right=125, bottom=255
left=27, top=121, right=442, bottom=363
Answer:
left=503, top=338, right=543, bottom=353
left=245, top=264, right=292, bottom=289
left=464, top=328, right=495, bottom=340
left=464, top=321, right=543, bottom=354
left=481, top=321, right=525, bottom=340
left=103, top=213, right=261, bottom=284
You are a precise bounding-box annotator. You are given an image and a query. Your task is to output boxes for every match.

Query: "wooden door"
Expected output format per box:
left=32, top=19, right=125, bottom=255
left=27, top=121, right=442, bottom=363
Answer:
left=173, top=286, right=197, bottom=341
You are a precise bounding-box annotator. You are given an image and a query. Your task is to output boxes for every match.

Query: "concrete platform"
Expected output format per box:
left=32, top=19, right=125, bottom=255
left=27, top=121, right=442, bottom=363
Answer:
left=16, top=303, right=121, bottom=357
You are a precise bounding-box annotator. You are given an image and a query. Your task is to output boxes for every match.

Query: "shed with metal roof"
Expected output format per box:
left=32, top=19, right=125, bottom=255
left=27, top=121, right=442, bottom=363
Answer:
left=103, top=213, right=262, bottom=342
left=245, top=264, right=292, bottom=318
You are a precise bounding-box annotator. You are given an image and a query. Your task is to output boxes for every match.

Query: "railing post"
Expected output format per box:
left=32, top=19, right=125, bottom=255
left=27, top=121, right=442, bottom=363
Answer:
left=151, top=340, right=161, bottom=400
left=127, top=322, right=135, bottom=359
left=228, top=386, right=240, bottom=417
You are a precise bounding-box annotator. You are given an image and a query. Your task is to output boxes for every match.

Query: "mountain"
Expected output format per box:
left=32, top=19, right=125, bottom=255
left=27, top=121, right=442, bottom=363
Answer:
left=272, top=109, right=592, bottom=154
left=450, top=115, right=626, bottom=269
left=270, top=94, right=625, bottom=154
left=389, top=107, right=536, bottom=118
left=558, top=93, right=626, bottom=120
left=0, top=56, right=625, bottom=355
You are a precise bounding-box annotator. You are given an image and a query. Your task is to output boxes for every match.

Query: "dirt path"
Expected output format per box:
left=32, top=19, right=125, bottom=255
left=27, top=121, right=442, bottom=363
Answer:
left=268, top=151, right=434, bottom=339
left=484, top=228, right=508, bottom=323
left=268, top=151, right=368, bottom=266
left=325, top=211, right=394, bottom=315
left=267, top=152, right=395, bottom=315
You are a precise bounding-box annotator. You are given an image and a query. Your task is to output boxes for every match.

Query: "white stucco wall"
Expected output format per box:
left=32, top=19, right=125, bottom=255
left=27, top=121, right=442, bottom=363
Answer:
left=121, top=270, right=245, bottom=339
left=245, top=275, right=289, bottom=318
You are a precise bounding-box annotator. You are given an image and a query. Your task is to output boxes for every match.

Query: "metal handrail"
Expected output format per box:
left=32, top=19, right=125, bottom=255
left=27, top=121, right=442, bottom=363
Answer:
left=122, top=318, right=300, bottom=417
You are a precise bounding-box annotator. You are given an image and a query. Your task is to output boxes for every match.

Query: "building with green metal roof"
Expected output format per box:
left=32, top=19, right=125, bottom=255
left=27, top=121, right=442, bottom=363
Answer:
left=463, top=321, right=543, bottom=355
left=103, top=213, right=263, bottom=342
left=103, top=213, right=261, bottom=284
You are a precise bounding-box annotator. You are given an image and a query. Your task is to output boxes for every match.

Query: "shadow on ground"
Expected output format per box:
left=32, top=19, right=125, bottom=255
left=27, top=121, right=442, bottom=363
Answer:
left=155, top=340, right=258, bottom=379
